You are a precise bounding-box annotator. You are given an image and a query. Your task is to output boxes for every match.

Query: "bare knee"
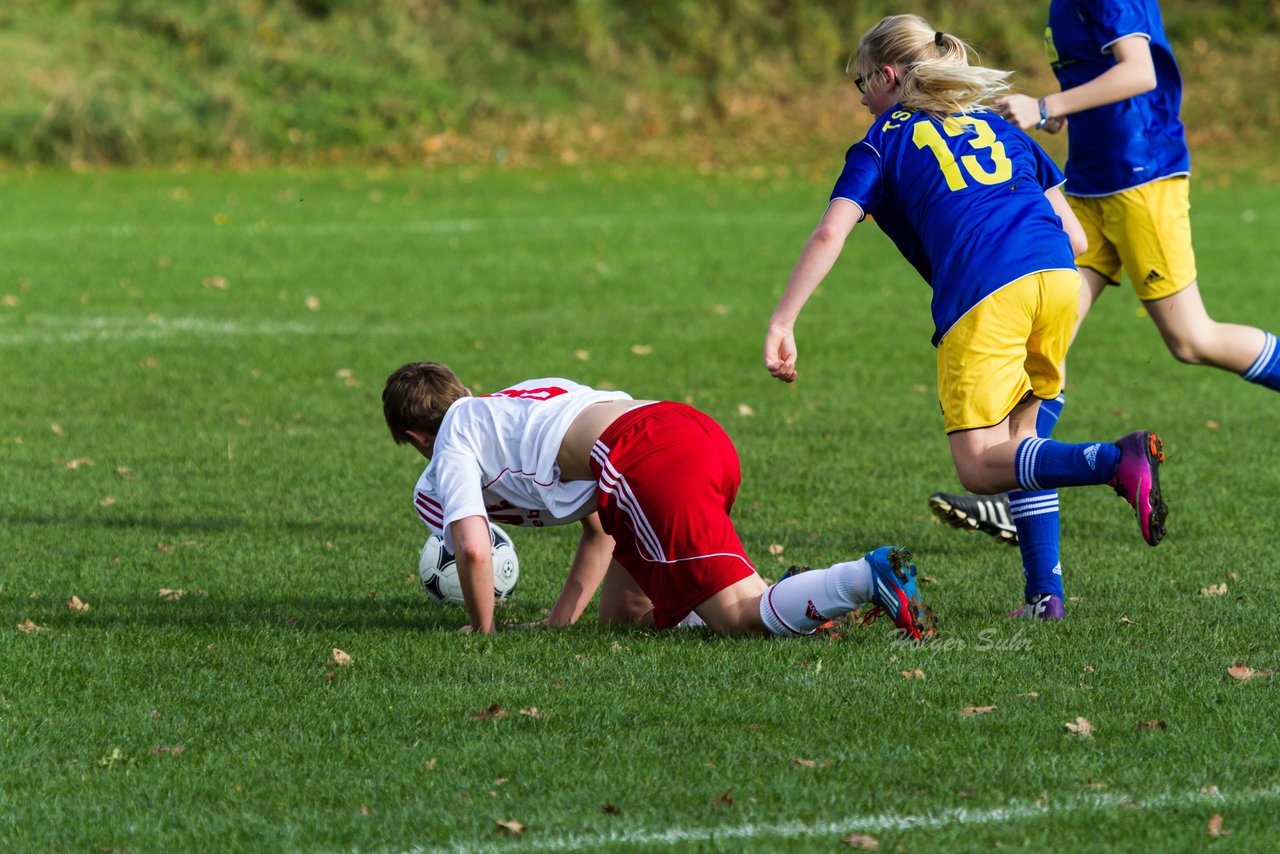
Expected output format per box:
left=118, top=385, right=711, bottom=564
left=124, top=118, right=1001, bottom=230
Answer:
left=954, top=462, right=1003, bottom=495
left=1163, top=331, right=1210, bottom=365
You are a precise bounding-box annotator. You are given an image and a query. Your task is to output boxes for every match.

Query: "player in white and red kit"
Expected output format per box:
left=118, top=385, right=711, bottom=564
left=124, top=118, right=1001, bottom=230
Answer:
left=382, top=361, right=934, bottom=639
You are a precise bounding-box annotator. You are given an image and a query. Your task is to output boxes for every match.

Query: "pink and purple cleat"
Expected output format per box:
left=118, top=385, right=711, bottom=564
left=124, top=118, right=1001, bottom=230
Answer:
left=1008, top=593, right=1065, bottom=621
left=1109, top=431, right=1168, bottom=546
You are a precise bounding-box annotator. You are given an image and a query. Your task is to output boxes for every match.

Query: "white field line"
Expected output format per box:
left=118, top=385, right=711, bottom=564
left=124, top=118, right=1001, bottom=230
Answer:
left=0, top=211, right=798, bottom=243
left=0, top=314, right=405, bottom=347
left=415, top=785, right=1280, bottom=853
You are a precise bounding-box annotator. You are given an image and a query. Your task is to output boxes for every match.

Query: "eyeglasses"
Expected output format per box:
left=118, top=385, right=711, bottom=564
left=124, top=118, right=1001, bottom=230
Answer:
left=854, top=74, right=868, bottom=94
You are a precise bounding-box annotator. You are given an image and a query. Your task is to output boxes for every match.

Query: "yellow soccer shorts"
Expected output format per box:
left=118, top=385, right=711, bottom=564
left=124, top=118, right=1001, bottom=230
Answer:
left=937, top=269, right=1081, bottom=433
left=1069, top=176, right=1198, bottom=301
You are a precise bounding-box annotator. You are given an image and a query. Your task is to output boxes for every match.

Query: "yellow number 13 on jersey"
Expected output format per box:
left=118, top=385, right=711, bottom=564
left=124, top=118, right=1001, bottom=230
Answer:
left=912, top=116, right=1012, bottom=191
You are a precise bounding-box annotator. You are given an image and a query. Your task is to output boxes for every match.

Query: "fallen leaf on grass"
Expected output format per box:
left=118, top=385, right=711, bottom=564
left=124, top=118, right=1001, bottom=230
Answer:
left=630, top=344, right=652, bottom=356
left=788, top=757, right=832, bottom=768
left=158, top=588, right=185, bottom=601
left=16, top=620, right=48, bottom=633
left=1227, top=662, right=1277, bottom=682
left=603, top=803, right=621, bottom=815
left=202, top=276, right=229, bottom=290
left=843, top=833, right=880, bottom=849
left=495, top=819, right=526, bottom=835
left=1064, top=717, right=1094, bottom=738
left=901, top=669, right=925, bottom=680
left=767, top=543, right=784, bottom=556
left=960, top=705, right=997, bottom=717
left=471, top=703, right=509, bottom=722
left=956, top=788, right=977, bottom=798
left=64, top=458, right=94, bottom=469
left=305, top=296, right=320, bottom=311
left=1200, top=785, right=1220, bottom=796
left=156, top=542, right=176, bottom=554
left=149, top=744, right=185, bottom=755
left=1207, top=814, right=1229, bottom=837
left=1199, top=584, right=1228, bottom=597
left=329, top=648, right=353, bottom=666
left=518, top=707, right=548, bottom=718
left=66, top=595, right=91, bottom=612
left=1118, top=616, right=1136, bottom=625
left=573, top=349, right=590, bottom=361
left=737, top=404, right=755, bottom=416
left=712, top=789, right=733, bottom=808
left=1136, top=720, right=1168, bottom=732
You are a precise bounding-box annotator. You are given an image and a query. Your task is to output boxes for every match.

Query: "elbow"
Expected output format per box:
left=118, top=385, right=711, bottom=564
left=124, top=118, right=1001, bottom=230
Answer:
left=810, top=224, right=848, bottom=249
left=1071, top=230, right=1088, bottom=258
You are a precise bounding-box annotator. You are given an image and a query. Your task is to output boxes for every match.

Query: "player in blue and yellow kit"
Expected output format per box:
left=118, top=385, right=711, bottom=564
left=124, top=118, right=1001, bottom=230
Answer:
left=763, top=14, right=1171, bottom=620
left=931, top=0, right=1280, bottom=549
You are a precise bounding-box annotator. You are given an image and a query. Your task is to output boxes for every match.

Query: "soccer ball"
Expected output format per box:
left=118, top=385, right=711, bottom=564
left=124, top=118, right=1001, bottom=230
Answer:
left=418, top=522, right=520, bottom=606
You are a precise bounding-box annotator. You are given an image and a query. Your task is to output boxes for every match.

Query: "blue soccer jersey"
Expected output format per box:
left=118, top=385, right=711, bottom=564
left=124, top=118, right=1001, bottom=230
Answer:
left=1046, top=0, right=1190, bottom=196
left=830, top=106, right=1077, bottom=346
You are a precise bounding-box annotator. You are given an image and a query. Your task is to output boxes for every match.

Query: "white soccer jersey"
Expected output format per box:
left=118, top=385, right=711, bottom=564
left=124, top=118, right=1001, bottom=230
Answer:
left=412, top=378, right=631, bottom=551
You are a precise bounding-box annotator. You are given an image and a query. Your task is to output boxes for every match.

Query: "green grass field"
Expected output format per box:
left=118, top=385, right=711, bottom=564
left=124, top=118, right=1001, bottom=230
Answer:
left=2, top=165, right=1278, bottom=852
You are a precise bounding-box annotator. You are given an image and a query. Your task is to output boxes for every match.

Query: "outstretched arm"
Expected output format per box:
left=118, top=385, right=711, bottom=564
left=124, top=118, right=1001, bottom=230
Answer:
left=530, top=513, right=615, bottom=628
left=995, top=35, right=1156, bottom=131
left=452, top=514, right=497, bottom=633
left=765, top=199, right=861, bottom=382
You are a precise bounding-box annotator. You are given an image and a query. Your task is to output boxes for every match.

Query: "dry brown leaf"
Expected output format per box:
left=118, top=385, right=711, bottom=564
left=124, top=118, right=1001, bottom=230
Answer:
left=16, top=619, right=48, bottom=633
left=737, top=403, right=755, bottom=416
left=66, top=595, right=91, bottom=613
left=202, top=276, right=229, bottom=289
left=156, top=542, right=176, bottom=554
left=1227, top=570, right=1239, bottom=581
left=50, top=423, right=64, bottom=435
left=1136, top=719, right=1168, bottom=732
left=843, top=833, right=880, bottom=849
left=149, top=744, right=185, bottom=755
left=1065, top=717, right=1094, bottom=738
left=471, top=703, right=509, bottom=722
left=1207, top=814, right=1229, bottom=837
left=712, top=788, right=734, bottom=808
left=956, top=788, right=977, bottom=798
left=901, top=669, right=925, bottom=680
left=960, top=705, right=997, bottom=717
left=1199, top=583, right=1228, bottom=597
left=495, top=819, right=526, bottom=835
left=790, top=757, right=817, bottom=768
left=1118, top=616, right=1136, bottom=625
left=518, top=707, right=548, bottom=718
left=305, top=296, right=321, bottom=311
left=630, top=344, right=653, bottom=355
left=1200, top=785, right=1220, bottom=796
left=158, top=588, right=185, bottom=601
left=64, top=458, right=94, bottom=470
left=573, top=349, right=590, bottom=361
left=100, top=496, right=116, bottom=506
left=330, top=648, right=353, bottom=667
left=1206, top=419, right=1220, bottom=429
left=602, top=803, right=621, bottom=815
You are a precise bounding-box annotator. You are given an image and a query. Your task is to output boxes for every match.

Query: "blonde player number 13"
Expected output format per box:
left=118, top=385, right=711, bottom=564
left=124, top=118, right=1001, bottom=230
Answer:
left=909, top=114, right=1013, bottom=191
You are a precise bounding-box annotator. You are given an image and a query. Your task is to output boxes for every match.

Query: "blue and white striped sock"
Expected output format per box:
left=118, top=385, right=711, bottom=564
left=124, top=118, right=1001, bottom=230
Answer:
left=1242, top=332, right=1280, bottom=392
left=1036, top=394, right=1066, bottom=438
left=1015, top=437, right=1122, bottom=491
left=1010, top=490, right=1063, bottom=599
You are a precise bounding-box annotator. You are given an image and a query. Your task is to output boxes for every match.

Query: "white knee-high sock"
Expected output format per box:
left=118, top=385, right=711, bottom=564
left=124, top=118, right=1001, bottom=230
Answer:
left=758, top=558, right=873, bottom=636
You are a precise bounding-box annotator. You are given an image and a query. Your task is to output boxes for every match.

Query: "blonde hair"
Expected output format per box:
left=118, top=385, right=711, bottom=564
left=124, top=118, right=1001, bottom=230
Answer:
left=854, top=15, right=1011, bottom=117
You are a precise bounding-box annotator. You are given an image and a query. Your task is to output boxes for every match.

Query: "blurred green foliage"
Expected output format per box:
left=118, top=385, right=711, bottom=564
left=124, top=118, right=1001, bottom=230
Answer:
left=1, top=0, right=1277, bottom=173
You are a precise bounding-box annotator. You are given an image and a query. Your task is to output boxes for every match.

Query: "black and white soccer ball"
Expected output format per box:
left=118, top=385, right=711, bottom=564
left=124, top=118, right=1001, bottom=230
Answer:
left=418, top=522, right=520, bottom=606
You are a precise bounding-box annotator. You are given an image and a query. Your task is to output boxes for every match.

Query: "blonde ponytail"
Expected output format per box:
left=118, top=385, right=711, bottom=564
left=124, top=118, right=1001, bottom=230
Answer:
left=855, top=15, right=1011, bottom=117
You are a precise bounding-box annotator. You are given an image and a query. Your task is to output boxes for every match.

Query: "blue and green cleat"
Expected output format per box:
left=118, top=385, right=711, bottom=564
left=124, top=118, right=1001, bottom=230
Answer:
left=863, top=546, right=936, bottom=641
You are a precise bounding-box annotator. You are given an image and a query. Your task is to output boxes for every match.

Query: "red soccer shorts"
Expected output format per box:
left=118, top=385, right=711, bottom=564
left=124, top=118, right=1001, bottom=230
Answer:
left=589, top=401, right=757, bottom=629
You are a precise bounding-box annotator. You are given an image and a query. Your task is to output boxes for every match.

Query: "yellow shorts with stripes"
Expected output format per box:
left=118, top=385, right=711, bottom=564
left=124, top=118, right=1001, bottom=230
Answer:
left=937, top=269, right=1081, bottom=433
left=1069, top=176, right=1197, bottom=301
